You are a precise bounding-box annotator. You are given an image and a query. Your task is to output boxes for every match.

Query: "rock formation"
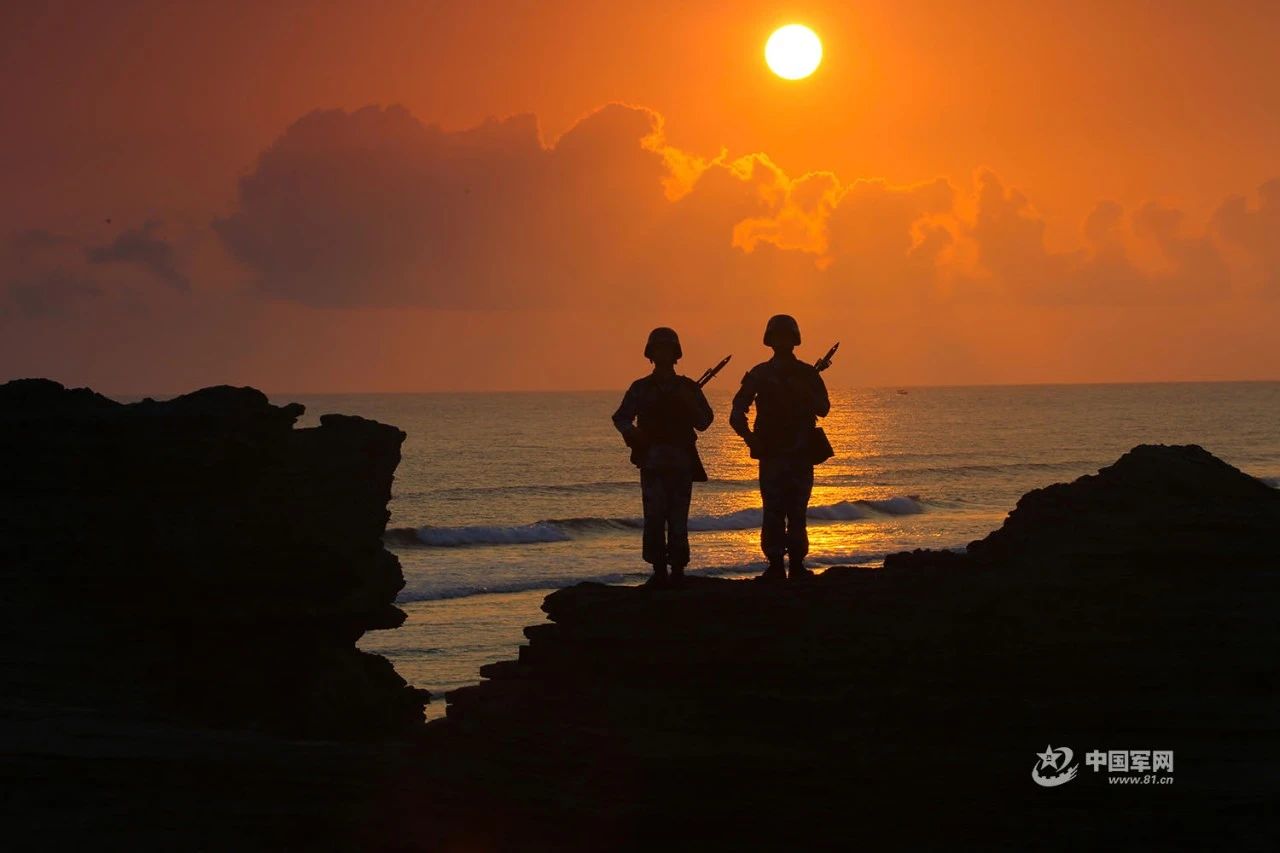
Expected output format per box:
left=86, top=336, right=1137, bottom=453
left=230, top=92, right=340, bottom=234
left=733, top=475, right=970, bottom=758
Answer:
left=425, top=443, right=1278, bottom=847
left=5, top=410, right=1276, bottom=847
left=0, top=378, right=427, bottom=737
left=890, top=443, right=1280, bottom=571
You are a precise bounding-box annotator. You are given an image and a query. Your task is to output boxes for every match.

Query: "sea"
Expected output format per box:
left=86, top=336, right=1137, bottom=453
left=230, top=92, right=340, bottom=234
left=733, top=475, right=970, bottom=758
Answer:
left=279, top=382, right=1280, bottom=719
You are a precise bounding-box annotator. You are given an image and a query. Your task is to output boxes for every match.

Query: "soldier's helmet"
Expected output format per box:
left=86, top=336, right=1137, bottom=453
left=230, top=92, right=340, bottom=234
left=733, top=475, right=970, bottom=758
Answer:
left=763, top=314, right=801, bottom=347
left=644, top=326, right=683, bottom=360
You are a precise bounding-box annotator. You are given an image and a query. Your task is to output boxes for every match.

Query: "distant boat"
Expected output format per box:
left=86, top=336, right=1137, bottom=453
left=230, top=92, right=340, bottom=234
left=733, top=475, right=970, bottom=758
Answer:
left=896, top=389, right=908, bottom=395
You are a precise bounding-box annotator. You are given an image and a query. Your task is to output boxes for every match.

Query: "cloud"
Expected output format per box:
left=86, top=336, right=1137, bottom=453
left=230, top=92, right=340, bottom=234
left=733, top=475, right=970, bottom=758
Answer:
left=11, top=229, right=74, bottom=257
left=10, top=101, right=1271, bottom=340
left=961, top=170, right=1235, bottom=304
left=215, top=103, right=970, bottom=312
left=3, top=230, right=95, bottom=319
left=215, top=102, right=1273, bottom=316
left=970, top=169, right=1063, bottom=286
left=1129, top=201, right=1229, bottom=300
left=821, top=177, right=957, bottom=299
left=621, top=152, right=820, bottom=309
left=731, top=161, right=841, bottom=256
left=2, top=222, right=191, bottom=321
left=6, top=271, right=101, bottom=318
left=213, top=103, right=672, bottom=308
left=85, top=221, right=189, bottom=291
left=1211, top=178, right=1280, bottom=295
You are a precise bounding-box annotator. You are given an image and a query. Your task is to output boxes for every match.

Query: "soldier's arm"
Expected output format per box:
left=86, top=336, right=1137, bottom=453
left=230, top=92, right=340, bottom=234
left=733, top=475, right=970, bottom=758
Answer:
left=812, top=370, right=831, bottom=418
left=611, top=383, right=641, bottom=438
left=689, top=381, right=714, bottom=432
left=728, top=372, right=755, bottom=442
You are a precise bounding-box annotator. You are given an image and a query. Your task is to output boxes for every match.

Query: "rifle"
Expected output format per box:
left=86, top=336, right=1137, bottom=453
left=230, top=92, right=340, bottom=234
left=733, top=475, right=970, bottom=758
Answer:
left=814, top=342, right=839, bottom=373
left=696, top=354, right=733, bottom=388
left=807, top=342, right=839, bottom=464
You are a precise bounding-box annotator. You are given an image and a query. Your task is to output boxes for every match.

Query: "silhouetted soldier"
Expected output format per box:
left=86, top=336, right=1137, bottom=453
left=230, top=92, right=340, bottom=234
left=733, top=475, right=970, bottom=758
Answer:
left=730, top=314, right=831, bottom=581
left=612, top=327, right=714, bottom=587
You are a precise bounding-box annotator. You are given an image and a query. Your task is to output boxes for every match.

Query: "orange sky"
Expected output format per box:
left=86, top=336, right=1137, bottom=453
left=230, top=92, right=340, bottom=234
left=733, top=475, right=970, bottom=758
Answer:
left=1, top=0, right=1277, bottom=392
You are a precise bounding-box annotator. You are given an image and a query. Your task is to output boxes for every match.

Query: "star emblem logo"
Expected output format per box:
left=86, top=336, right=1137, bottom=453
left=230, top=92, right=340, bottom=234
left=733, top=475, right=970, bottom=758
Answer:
left=1036, top=745, right=1063, bottom=770
left=1031, top=745, right=1078, bottom=787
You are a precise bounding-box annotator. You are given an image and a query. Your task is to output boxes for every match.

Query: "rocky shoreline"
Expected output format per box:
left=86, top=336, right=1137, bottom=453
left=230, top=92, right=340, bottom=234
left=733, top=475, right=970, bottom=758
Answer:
left=1, top=378, right=428, bottom=738
left=3, top=381, right=1277, bottom=848
left=414, top=443, right=1278, bottom=847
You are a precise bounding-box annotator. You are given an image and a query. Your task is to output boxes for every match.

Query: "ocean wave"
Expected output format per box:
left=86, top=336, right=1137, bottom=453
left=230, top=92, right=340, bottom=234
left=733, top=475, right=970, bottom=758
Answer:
left=386, top=522, right=569, bottom=547
left=386, top=518, right=637, bottom=547
left=387, top=496, right=929, bottom=548
left=400, top=570, right=653, bottom=601
left=396, top=551, right=897, bottom=602
left=428, top=477, right=760, bottom=498
left=833, top=458, right=1105, bottom=480
left=430, top=480, right=636, bottom=498
left=687, top=497, right=925, bottom=531
left=1259, top=475, right=1280, bottom=488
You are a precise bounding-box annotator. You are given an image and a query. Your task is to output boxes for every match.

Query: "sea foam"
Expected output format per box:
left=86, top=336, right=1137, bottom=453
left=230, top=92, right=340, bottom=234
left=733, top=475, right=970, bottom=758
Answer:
left=395, top=551, right=898, bottom=602
left=389, top=496, right=929, bottom=548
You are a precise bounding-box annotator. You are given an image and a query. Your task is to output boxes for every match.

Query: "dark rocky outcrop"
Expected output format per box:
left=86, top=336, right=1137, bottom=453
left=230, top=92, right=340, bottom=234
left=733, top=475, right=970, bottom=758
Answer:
left=5, top=421, right=1277, bottom=847
left=1, top=378, right=427, bottom=738
left=888, top=443, right=1280, bottom=571
left=418, top=444, right=1279, bottom=848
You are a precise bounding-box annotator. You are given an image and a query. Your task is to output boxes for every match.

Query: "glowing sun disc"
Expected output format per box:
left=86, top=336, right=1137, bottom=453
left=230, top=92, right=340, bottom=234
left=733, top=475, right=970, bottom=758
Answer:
left=765, top=24, right=822, bottom=80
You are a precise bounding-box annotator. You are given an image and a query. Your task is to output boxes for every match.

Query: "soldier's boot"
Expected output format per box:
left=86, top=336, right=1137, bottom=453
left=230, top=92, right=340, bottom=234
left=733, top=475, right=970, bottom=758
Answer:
left=788, top=558, right=815, bottom=581
left=757, top=558, right=787, bottom=582
left=644, top=563, right=670, bottom=588
left=669, top=564, right=686, bottom=588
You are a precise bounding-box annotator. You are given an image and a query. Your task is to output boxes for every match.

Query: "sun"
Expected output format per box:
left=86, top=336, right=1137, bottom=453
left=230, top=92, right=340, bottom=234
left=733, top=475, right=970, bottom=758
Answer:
left=765, top=24, right=822, bottom=80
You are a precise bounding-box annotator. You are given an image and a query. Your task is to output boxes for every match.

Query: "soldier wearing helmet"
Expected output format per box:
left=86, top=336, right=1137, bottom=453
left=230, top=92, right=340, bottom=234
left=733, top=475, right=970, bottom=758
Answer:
left=612, top=327, right=715, bottom=587
left=729, top=314, right=831, bottom=581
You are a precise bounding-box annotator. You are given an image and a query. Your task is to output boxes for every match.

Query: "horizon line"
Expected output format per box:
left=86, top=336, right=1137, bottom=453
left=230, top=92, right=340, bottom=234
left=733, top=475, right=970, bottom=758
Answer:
left=84, top=376, right=1280, bottom=399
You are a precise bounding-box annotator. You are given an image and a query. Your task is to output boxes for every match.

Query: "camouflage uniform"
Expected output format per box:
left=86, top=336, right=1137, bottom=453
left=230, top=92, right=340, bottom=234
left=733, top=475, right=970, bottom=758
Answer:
left=639, top=459, right=695, bottom=568
left=729, top=353, right=830, bottom=565
left=757, top=454, right=815, bottom=564
left=613, top=374, right=713, bottom=569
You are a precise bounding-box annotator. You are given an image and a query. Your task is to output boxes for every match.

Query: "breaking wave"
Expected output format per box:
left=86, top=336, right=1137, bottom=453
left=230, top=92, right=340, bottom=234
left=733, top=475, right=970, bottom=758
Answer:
left=396, top=551, right=895, bottom=602
left=386, top=496, right=929, bottom=548
left=429, top=477, right=760, bottom=498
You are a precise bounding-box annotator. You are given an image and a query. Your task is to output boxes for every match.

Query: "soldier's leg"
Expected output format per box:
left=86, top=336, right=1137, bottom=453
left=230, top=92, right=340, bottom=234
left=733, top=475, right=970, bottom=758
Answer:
left=787, top=460, right=815, bottom=567
left=666, top=469, right=693, bottom=576
left=759, top=458, right=787, bottom=571
left=639, top=469, right=669, bottom=572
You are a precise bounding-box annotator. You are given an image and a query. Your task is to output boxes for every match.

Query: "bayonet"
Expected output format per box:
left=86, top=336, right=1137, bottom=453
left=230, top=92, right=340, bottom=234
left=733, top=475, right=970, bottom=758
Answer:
left=815, top=342, right=839, bottom=372
left=696, top=354, right=733, bottom=388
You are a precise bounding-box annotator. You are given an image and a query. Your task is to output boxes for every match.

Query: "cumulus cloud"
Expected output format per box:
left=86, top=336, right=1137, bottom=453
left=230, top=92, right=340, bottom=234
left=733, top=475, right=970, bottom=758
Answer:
left=1211, top=178, right=1280, bottom=295
left=960, top=170, right=1235, bottom=304
left=1130, top=202, right=1229, bottom=300
left=970, top=170, right=1064, bottom=286
left=13, top=101, right=1271, bottom=331
left=85, top=221, right=189, bottom=291
left=214, top=102, right=1274, bottom=315
left=732, top=161, right=841, bottom=256
left=6, top=271, right=101, bottom=318
left=4, top=100, right=1277, bottom=391
left=821, top=177, right=957, bottom=298
left=214, top=103, right=672, bottom=308
left=11, top=229, right=74, bottom=257
left=2, top=222, right=190, bottom=321
left=3, top=230, right=94, bottom=319
left=217, top=104, right=969, bottom=311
